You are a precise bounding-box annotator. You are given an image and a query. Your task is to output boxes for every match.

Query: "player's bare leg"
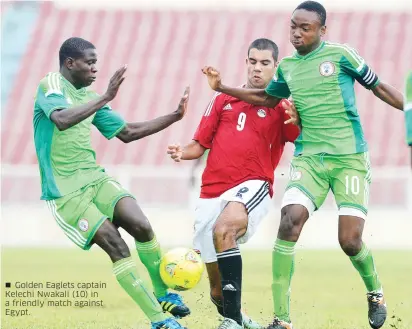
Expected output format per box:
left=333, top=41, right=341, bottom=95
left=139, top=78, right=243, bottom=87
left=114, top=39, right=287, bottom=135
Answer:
left=92, top=221, right=187, bottom=328
left=112, top=197, right=154, bottom=241
left=112, top=197, right=190, bottom=319
left=267, top=204, right=309, bottom=329
left=93, top=219, right=131, bottom=262
left=207, top=262, right=224, bottom=315
left=339, top=215, right=386, bottom=329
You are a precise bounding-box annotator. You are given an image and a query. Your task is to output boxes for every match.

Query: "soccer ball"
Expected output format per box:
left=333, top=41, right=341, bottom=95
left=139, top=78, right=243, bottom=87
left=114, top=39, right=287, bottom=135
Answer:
left=159, top=247, right=204, bottom=291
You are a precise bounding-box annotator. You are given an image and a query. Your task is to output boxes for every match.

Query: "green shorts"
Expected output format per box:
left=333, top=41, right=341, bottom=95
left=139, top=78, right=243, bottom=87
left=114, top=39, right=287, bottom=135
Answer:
left=286, top=152, right=371, bottom=215
left=46, top=176, right=134, bottom=250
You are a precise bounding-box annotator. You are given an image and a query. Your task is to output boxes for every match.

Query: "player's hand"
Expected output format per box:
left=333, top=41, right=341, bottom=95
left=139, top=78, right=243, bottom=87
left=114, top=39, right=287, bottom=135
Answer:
left=201, top=66, right=222, bottom=91
left=283, top=100, right=301, bottom=126
left=174, top=86, right=190, bottom=120
left=167, top=143, right=183, bottom=162
left=105, top=65, right=127, bottom=101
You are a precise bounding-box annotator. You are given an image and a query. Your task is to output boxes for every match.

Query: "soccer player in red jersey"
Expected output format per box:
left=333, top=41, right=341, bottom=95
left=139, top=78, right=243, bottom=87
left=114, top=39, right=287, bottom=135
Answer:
left=167, top=38, right=300, bottom=329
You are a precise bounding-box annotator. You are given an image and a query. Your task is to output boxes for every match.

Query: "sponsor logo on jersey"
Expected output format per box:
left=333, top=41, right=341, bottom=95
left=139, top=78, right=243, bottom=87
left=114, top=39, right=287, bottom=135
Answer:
left=223, top=103, right=232, bottom=110
left=319, top=61, right=335, bottom=77
left=78, top=218, right=89, bottom=232
left=257, top=109, right=266, bottom=118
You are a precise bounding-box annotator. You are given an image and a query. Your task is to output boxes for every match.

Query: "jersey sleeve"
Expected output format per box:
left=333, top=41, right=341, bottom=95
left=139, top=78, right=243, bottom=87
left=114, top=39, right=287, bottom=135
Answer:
left=265, top=63, right=291, bottom=99
left=280, top=101, right=301, bottom=143
left=36, top=77, right=69, bottom=119
left=340, top=45, right=379, bottom=89
left=92, top=104, right=127, bottom=140
left=193, top=93, right=222, bottom=148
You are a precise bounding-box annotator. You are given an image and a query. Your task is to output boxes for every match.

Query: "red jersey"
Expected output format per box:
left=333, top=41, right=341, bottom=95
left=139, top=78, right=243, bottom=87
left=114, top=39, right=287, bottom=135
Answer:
left=193, top=92, right=300, bottom=199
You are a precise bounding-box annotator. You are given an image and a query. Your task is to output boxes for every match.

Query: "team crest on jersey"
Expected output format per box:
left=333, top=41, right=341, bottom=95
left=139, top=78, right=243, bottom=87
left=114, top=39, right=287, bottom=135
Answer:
left=257, top=109, right=266, bottom=118
left=319, top=61, right=335, bottom=77
left=78, top=219, right=89, bottom=232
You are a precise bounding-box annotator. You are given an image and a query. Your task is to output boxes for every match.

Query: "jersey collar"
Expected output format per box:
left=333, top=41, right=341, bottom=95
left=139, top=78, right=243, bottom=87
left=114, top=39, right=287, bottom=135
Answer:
left=59, top=72, right=87, bottom=96
left=293, top=41, right=325, bottom=60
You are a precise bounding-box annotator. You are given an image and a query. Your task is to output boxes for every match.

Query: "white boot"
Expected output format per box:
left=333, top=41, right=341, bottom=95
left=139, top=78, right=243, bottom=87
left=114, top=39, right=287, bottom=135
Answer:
left=217, top=318, right=244, bottom=329
left=242, top=311, right=263, bottom=329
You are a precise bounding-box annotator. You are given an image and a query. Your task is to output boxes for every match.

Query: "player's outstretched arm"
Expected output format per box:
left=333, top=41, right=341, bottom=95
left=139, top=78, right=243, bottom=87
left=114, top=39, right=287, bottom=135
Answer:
left=51, top=65, right=127, bottom=130
left=371, top=81, right=404, bottom=110
left=201, top=66, right=280, bottom=108
left=167, top=140, right=206, bottom=162
left=117, top=87, right=190, bottom=143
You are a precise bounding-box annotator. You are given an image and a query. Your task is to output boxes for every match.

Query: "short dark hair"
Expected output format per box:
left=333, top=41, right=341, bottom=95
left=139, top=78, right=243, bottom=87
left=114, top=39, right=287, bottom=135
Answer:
left=247, top=38, right=279, bottom=62
left=59, top=37, right=95, bottom=67
left=294, top=1, right=327, bottom=26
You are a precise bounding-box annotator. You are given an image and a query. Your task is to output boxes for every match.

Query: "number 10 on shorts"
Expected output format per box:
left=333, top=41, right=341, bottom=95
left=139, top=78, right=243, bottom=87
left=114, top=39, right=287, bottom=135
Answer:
left=345, top=175, right=360, bottom=195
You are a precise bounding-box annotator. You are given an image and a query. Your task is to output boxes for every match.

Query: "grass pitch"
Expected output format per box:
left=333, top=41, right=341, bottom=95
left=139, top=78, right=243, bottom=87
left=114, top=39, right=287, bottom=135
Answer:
left=1, top=248, right=411, bottom=329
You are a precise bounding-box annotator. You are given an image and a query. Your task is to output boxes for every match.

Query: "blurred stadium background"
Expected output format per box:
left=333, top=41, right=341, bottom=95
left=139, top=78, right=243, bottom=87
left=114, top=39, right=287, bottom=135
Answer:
left=1, top=0, right=411, bottom=250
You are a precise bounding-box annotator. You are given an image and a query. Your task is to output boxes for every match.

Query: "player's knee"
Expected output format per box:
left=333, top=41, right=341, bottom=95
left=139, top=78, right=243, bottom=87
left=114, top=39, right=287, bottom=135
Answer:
left=213, top=215, right=246, bottom=244
left=130, top=216, right=154, bottom=242
left=339, top=233, right=362, bottom=256
left=136, top=215, right=153, bottom=235
left=213, top=221, right=236, bottom=245
left=113, top=198, right=154, bottom=241
left=278, top=205, right=308, bottom=241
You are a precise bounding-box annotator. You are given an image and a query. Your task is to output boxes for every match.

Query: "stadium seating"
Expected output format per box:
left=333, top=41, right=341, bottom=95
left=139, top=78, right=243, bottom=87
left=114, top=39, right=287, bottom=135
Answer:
left=1, top=2, right=411, bottom=205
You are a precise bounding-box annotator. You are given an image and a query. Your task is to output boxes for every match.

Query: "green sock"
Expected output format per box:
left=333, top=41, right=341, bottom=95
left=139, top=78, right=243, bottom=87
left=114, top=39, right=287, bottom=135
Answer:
left=272, top=239, right=296, bottom=322
left=136, top=236, right=168, bottom=298
left=350, top=243, right=382, bottom=292
left=113, top=257, right=167, bottom=323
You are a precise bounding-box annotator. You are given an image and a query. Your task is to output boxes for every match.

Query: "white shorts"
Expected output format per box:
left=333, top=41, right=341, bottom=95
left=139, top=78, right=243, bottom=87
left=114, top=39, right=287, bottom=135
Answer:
left=193, top=180, right=271, bottom=263
left=281, top=187, right=316, bottom=216
left=281, top=187, right=367, bottom=220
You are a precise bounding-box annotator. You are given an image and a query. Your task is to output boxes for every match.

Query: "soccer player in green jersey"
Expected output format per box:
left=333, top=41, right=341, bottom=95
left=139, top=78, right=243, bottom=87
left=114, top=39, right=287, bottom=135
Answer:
left=33, top=37, right=191, bottom=329
left=405, top=71, right=412, bottom=164
left=201, top=2, right=404, bottom=329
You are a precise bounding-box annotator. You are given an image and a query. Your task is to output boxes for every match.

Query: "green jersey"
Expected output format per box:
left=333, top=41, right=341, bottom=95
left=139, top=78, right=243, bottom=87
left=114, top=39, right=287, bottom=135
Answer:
left=266, top=41, right=379, bottom=156
left=405, top=71, right=412, bottom=146
left=33, top=72, right=126, bottom=200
